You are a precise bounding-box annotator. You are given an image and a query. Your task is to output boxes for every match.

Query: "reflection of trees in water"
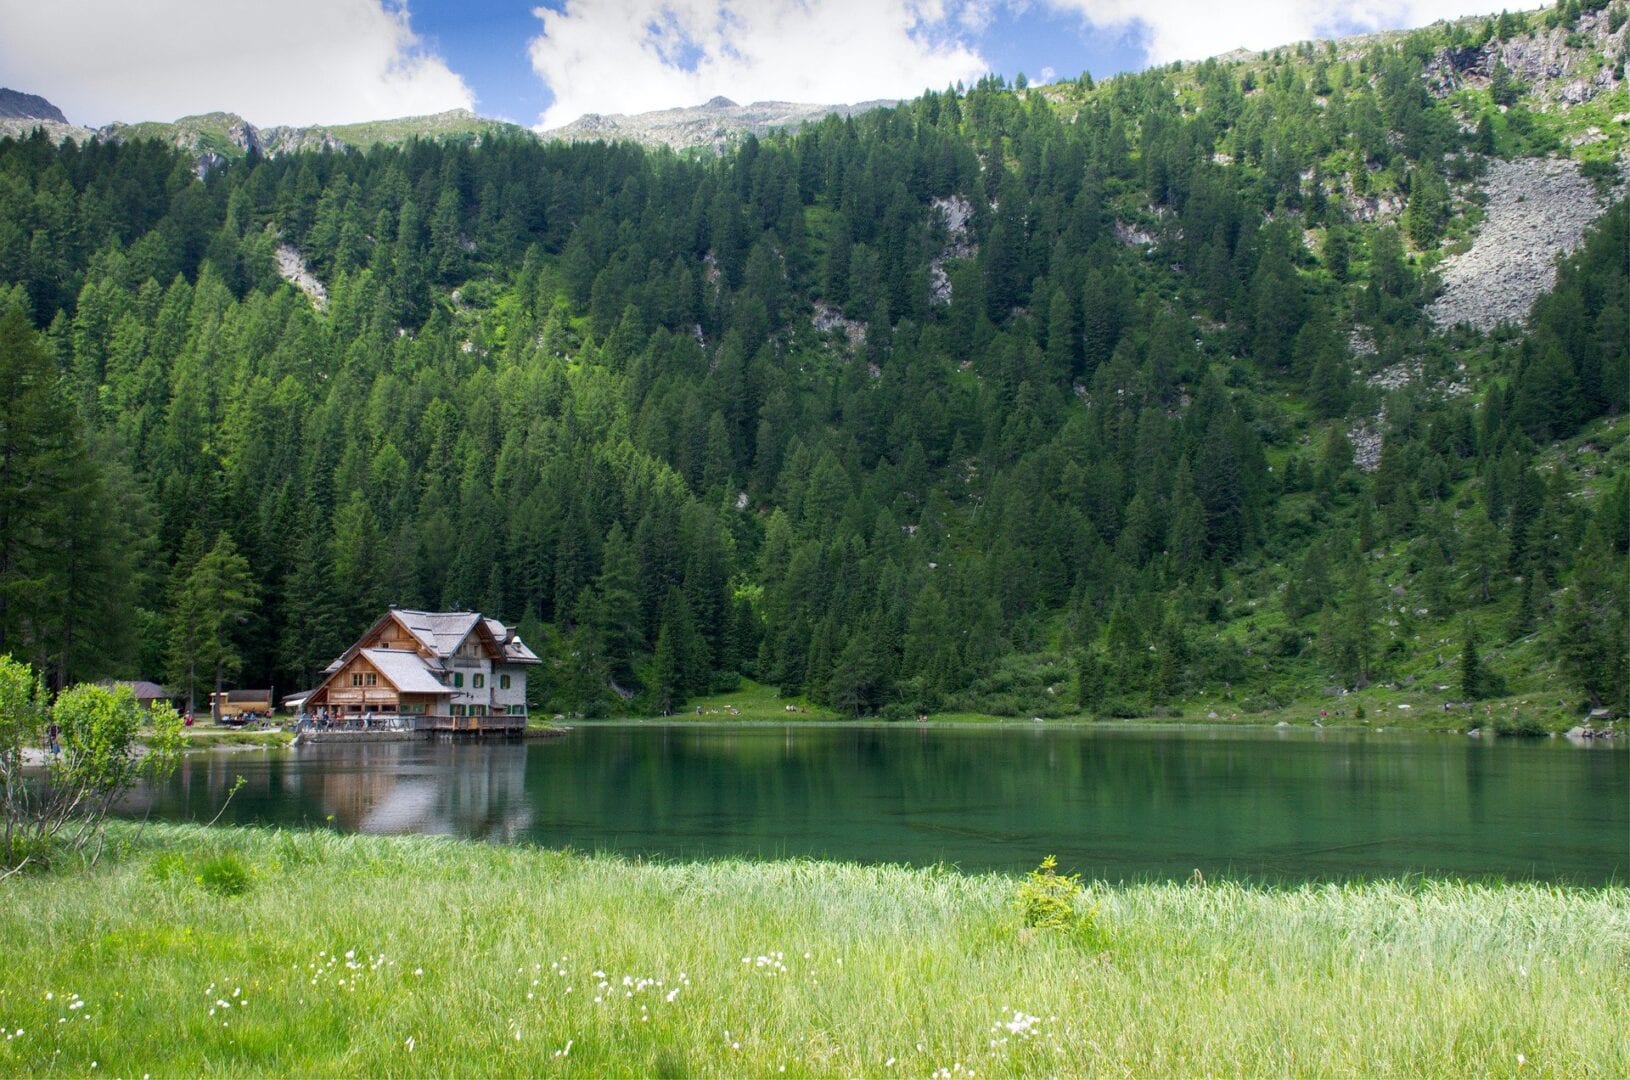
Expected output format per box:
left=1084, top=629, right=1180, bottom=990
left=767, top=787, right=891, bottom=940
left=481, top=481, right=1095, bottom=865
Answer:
left=129, top=730, right=1626, bottom=881
left=520, top=727, right=1624, bottom=880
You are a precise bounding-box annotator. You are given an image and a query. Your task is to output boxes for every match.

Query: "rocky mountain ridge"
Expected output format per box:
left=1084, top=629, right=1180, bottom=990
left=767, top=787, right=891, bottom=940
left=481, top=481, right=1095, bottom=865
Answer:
left=538, top=95, right=898, bottom=152
left=0, top=97, right=530, bottom=163
left=0, top=88, right=892, bottom=160
left=0, top=87, right=66, bottom=123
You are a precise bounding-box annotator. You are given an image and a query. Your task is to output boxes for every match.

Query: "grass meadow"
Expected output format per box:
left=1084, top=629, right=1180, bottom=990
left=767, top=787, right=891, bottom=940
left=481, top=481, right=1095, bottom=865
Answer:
left=0, top=823, right=1625, bottom=1076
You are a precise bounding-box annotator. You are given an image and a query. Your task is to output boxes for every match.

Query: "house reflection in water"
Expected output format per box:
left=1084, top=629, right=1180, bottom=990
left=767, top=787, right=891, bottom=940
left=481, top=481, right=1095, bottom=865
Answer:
left=148, top=742, right=534, bottom=843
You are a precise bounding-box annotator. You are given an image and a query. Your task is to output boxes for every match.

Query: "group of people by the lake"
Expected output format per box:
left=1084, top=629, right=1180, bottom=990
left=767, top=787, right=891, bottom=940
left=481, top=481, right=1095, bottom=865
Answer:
left=294, top=709, right=405, bottom=733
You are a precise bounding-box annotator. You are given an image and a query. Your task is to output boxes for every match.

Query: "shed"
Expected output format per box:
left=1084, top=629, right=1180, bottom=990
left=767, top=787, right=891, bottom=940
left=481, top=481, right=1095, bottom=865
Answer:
left=96, top=680, right=177, bottom=709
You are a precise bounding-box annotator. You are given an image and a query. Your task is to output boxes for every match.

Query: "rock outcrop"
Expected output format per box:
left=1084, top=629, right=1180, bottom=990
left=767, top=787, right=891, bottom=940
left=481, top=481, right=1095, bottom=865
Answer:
left=0, top=88, right=94, bottom=144
left=0, top=87, right=66, bottom=123
left=928, top=195, right=976, bottom=305
left=1422, top=7, right=1628, bottom=107
left=541, top=96, right=895, bottom=153
left=275, top=243, right=328, bottom=311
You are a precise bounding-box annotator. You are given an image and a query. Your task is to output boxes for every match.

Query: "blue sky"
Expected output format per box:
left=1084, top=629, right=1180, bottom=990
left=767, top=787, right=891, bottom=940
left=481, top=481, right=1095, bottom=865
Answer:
left=412, top=0, right=549, bottom=124
left=413, top=0, right=1154, bottom=126
left=0, top=0, right=1503, bottom=130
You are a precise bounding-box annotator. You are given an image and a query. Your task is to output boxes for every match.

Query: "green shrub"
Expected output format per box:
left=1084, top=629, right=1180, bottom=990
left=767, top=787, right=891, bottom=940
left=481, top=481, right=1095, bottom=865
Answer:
left=1015, top=855, right=1082, bottom=929
left=1015, top=856, right=1109, bottom=949
left=148, top=851, right=189, bottom=884
left=1493, top=714, right=1548, bottom=737
left=195, top=852, right=252, bottom=897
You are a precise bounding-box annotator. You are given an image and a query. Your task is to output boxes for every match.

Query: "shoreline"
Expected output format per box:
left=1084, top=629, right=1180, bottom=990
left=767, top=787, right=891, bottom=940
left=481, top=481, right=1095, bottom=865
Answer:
left=17, top=715, right=1617, bottom=764
left=563, top=714, right=1623, bottom=743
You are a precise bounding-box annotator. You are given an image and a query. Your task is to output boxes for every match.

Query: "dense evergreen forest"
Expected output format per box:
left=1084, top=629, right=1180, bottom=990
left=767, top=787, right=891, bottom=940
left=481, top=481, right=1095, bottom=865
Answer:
left=0, top=5, right=1625, bottom=719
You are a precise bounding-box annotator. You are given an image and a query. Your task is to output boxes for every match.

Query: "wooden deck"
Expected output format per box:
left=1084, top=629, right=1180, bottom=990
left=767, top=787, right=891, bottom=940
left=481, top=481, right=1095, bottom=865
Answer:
left=424, top=714, right=527, bottom=735
left=295, top=712, right=529, bottom=739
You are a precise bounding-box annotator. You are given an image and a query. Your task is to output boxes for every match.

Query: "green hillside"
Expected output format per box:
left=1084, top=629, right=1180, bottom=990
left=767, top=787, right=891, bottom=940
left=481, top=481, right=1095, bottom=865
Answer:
left=0, top=0, right=1624, bottom=727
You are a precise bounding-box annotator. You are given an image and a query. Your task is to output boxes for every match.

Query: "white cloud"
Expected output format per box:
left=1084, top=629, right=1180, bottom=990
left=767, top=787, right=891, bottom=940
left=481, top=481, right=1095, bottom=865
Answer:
left=0, top=0, right=473, bottom=128
left=529, top=0, right=990, bottom=129
left=1041, top=0, right=1508, bottom=65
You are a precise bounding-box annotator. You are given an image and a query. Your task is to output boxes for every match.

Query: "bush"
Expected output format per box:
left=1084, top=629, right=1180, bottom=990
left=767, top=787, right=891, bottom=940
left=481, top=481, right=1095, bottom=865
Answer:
left=196, top=852, right=253, bottom=897
left=149, top=850, right=189, bottom=884
left=1493, top=714, right=1548, bottom=737
left=1015, top=856, right=1107, bottom=947
left=1015, top=855, right=1083, bottom=929
left=0, top=657, right=184, bottom=872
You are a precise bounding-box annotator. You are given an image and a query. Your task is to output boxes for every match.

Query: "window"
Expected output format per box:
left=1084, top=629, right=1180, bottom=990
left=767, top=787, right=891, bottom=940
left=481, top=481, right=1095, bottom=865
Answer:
left=473, top=674, right=485, bottom=689
left=508, top=704, right=526, bottom=715
left=451, top=704, right=464, bottom=717
left=499, top=674, right=511, bottom=690
left=350, top=673, right=363, bottom=687
left=453, top=673, right=463, bottom=688
left=365, top=673, right=378, bottom=687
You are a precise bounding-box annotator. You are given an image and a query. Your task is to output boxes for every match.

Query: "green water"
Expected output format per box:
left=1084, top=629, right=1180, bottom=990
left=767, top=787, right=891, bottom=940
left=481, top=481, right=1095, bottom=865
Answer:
left=134, top=724, right=1628, bottom=882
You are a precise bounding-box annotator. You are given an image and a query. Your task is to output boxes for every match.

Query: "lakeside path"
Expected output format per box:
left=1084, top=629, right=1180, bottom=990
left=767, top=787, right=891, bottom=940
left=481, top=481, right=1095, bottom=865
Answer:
left=1, top=823, right=1626, bottom=1076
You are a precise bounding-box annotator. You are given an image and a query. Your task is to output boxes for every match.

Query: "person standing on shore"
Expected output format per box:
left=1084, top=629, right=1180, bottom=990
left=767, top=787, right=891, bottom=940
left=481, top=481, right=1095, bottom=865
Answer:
left=47, top=721, right=60, bottom=757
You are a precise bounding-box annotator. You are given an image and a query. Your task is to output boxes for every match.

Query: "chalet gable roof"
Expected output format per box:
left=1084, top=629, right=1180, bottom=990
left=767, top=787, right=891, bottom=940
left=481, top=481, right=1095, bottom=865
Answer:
left=391, top=609, right=494, bottom=659
left=360, top=648, right=452, bottom=695
left=486, top=616, right=541, bottom=665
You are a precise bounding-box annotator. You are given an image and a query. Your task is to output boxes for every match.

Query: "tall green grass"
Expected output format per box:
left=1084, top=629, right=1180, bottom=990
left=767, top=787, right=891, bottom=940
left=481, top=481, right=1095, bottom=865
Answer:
left=1, top=824, right=1624, bottom=1076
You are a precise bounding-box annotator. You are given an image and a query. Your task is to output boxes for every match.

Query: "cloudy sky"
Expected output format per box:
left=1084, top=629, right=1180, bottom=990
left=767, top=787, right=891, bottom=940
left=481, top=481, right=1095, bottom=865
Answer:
left=0, top=0, right=1507, bottom=130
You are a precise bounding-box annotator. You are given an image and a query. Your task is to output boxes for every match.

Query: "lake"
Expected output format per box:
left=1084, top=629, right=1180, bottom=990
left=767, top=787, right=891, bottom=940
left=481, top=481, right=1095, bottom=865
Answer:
left=131, top=724, right=1628, bottom=883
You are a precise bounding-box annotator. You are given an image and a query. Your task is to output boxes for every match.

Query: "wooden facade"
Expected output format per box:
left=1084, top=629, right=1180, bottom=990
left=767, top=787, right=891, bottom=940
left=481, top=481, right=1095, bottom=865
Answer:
left=210, top=689, right=272, bottom=720
left=302, top=609, right=540, bottom=734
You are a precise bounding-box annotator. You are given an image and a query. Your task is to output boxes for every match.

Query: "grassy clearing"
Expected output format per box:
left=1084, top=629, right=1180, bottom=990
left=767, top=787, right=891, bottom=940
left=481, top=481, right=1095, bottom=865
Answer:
left=1, top=824, right=1625, bottom=1076
left=620, top=680, right=1613, bottom=736
left=605, top=679, right=838, bottom=724
left=177, top=729, right=295, bottom=749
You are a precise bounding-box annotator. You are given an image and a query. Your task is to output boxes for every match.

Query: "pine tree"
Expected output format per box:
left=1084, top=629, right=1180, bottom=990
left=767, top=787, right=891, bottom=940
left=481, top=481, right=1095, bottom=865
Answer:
left=1459, top=618, right=1484, bottom=700
left=0, top=307, right=90, bottom=673
left=589, top=523, right=643, bottom=684
left=1076, top=646, right=1106, bottom=712
left=1308, top=350, right=1351, bottom=420
left=168, top=533, right=258, bottom=715
left=651, top=622, right=683, bottom=715
left=827, top=620, right=890, bottom=718
left=1555, top=525, right=1629, bottom=711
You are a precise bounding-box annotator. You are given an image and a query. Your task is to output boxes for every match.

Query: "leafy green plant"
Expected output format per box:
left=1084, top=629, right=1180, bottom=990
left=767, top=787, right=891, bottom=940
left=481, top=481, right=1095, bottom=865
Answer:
left=1, top=659, right=184, bottom=873
left=195, top=851, right=252, bottom=897
left=1015, top=855, right=1109, bottom=949
left=148, top=850, right=189, bottom=884
left=1015, top=855, right=1083, bottom=929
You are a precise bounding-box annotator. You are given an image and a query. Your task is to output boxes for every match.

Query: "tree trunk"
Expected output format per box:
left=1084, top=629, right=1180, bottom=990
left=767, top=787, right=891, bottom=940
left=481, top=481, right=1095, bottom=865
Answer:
left=213, top=659, right=224, bottom=723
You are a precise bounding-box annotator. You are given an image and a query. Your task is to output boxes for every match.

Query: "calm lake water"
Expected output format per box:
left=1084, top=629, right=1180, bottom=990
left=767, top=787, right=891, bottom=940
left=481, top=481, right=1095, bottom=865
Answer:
left=131, top=724, right=1628, bottom=883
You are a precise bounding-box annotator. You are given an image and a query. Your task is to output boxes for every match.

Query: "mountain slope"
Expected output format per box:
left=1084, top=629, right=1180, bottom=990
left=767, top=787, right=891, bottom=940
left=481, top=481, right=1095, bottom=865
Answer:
left=0, top=2, right=1624, bottom=727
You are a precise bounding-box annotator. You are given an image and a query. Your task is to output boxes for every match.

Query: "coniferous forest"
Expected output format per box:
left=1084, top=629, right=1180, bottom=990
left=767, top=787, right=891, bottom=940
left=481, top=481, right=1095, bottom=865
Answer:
left=0, top=10, right=1626, bottom=720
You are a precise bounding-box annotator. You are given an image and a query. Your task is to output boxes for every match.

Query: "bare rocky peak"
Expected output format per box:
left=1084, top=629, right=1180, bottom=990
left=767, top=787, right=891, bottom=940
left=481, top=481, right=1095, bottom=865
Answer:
left=542, top=96, right=899, bottom=152
left=0, top=88, right=94, bottom=145
left=0, top=88, right=67, bottom=123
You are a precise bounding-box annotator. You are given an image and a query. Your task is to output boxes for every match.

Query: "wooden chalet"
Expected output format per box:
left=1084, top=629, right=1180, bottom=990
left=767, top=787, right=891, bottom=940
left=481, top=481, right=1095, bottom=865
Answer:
left=303, top=609, right=540, bottom=734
